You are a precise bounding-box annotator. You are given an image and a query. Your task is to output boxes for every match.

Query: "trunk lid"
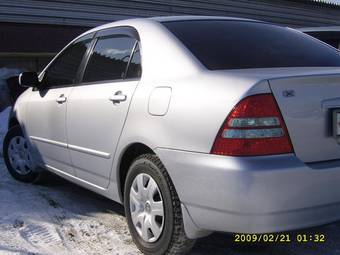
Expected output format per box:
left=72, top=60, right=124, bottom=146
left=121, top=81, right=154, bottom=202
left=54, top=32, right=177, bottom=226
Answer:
left=269, top=74, right=340, bottom=162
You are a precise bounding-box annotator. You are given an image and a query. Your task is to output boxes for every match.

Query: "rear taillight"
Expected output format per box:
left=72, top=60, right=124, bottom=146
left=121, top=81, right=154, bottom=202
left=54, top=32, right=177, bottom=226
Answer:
left=211, top=94, right=293, bottom=156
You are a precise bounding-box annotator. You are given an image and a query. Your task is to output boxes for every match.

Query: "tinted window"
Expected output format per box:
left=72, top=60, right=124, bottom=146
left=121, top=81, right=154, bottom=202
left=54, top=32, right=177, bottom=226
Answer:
left=126, top=42, right=142, bottom=79
left=163, top=20, right=340, bottom=70
left=83, top=36, right=136, bottom=83
left=43, top=38, right=91, bottom=87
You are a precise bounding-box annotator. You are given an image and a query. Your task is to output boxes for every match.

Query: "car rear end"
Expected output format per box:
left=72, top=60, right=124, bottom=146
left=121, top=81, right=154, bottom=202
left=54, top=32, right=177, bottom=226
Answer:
left=155, top=18, right=340, bottom=236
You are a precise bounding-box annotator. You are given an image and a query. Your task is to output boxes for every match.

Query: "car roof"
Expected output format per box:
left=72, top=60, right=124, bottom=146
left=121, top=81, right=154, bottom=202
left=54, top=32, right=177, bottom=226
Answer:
left=83, top=15, right=266, bottom=37
left=77, top=15, right=263, bottom=43
left=149, top=15, right=258, bottom=23
left=86, top=16, right=260, bottom=34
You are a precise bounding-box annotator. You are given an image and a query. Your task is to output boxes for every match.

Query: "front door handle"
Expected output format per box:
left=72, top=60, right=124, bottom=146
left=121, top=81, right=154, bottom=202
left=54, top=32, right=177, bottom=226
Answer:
left=56, top=94, right=67, bottom=104
left=109, top=91, right=127, bottom=103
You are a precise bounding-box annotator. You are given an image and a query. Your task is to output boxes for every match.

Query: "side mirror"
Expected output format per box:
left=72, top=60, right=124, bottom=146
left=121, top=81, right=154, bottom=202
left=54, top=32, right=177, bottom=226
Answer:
left=18, top=72, right=39, bottom=88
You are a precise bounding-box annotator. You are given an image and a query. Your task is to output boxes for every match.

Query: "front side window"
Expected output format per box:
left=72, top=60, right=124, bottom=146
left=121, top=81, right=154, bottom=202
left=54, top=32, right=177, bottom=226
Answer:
left=42, top=37, right=92, bottom=87
left=82, top=36, right=136, bottom=83
left=163, top=20, right=340, bottom=70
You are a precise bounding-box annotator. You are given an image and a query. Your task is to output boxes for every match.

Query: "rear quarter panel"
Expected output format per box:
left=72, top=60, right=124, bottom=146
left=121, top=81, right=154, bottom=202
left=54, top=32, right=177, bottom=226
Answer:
left=118, top=74, right=271, bottom=154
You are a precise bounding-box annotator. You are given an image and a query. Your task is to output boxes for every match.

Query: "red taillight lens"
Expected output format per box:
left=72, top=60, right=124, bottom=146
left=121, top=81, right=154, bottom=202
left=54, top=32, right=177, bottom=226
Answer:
left=211, top=94, right=293, bottom=156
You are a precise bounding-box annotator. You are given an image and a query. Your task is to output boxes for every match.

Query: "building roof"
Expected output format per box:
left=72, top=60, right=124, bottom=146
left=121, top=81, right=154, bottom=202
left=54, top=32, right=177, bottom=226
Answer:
left=1, top=0, right=340, bottom=28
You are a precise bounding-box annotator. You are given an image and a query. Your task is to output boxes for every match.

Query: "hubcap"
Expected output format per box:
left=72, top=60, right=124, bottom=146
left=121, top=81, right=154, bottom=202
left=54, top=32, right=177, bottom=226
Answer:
left=8, top=136, right=33, bottom=175
left=129, top=173, right=164, bottom=243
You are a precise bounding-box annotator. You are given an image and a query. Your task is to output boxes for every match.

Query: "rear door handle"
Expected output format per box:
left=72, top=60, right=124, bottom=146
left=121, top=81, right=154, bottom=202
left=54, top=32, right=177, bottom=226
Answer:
left=109, top=91, right=127, bottom=103
left=56, top=94, right=67, bottom=104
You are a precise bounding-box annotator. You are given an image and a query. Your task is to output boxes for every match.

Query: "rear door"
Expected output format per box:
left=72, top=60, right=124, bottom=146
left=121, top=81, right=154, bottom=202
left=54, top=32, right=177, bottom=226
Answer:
left=66, top=27, right=142, bottom=188
left=269, top=74, right=340, bottom=162
left=26, top=34, right=93, bottom=175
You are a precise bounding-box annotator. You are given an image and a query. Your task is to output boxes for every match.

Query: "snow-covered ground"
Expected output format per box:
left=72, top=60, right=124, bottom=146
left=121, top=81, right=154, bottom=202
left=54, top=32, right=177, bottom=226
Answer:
left=0, top=158, right=140, bottom=255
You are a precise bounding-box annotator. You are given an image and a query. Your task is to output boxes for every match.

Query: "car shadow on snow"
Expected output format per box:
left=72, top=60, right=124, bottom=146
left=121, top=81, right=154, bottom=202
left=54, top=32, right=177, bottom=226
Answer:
left=36, top=172, right=126, bottom=216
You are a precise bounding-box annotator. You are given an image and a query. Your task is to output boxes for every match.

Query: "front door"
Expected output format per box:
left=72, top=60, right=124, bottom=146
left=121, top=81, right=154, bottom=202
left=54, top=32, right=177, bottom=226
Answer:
left=67, top=30, right=142, bottom=188
left=26, top=34, right=93, bottom=175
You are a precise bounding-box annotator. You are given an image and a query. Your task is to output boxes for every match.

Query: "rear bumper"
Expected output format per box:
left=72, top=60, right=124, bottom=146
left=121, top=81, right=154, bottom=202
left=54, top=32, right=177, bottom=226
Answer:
left=155, top=149, right=340, bottom=237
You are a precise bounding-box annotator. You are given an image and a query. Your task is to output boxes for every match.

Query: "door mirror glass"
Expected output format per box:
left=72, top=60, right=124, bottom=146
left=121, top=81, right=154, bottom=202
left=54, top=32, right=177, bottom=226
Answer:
left=18, top=72, right=39, bottom=88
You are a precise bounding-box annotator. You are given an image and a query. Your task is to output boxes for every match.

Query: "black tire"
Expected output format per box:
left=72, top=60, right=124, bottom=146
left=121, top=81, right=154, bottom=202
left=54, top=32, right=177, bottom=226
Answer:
left=124, top=154, right=195, bottom=255
left=3, top=125, right=42, bottom=183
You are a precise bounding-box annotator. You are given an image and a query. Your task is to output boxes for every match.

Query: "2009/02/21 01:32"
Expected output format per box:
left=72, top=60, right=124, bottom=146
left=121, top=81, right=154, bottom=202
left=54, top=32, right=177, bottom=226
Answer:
left=234, top=233, right=326, bottom=243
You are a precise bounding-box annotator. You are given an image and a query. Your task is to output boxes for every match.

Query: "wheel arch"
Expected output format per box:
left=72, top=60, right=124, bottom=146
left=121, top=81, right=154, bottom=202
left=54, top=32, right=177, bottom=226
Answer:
left=117, top=142, right=155, bottom=202
left=8, top=116, right=20, bottom=130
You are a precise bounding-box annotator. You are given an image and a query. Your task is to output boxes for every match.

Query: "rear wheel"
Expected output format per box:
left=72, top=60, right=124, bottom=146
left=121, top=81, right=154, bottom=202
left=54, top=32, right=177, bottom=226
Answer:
left=124, top=154, right=195, bottom=255
left=3, top=125, right=42, bottom=183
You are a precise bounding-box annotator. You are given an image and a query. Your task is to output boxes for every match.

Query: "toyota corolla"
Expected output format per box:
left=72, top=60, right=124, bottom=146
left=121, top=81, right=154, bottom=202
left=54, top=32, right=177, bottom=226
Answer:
left=3, top=16, right=340, bottom=254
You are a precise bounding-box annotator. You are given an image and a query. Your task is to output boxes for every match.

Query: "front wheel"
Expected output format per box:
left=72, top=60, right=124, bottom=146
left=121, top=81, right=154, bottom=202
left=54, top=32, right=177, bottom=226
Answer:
left=3, top=125, right=41, bottom=183
left=124, top=154, right=195, bottom=255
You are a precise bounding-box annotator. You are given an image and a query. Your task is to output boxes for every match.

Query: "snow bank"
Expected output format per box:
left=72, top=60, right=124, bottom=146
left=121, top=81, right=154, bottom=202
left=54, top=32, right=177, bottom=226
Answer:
left=0, top=107, right=11, bottom=155
left=0, top=68, right=23, bottom=112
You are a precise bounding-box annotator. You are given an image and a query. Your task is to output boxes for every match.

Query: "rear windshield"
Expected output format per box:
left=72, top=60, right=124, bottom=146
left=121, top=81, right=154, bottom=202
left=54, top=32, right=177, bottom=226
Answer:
left=162, top=20, right=340, bottom=70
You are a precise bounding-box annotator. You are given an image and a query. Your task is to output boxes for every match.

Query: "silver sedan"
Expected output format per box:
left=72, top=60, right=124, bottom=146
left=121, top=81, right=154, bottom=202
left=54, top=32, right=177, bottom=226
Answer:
left=3, top=16, right=340, bottom=254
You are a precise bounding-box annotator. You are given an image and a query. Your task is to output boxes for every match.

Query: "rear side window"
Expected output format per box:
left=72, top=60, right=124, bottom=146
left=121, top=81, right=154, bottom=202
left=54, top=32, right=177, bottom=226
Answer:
left=42, top=38, right=91, bottom=87
left=163, top=20, right=340, bottom=70
left=126, top=42, right=142, bottom=79
left=83, top=36, right=136, bottom=83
